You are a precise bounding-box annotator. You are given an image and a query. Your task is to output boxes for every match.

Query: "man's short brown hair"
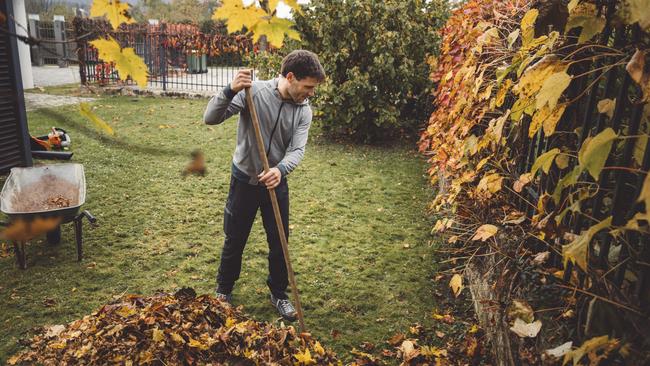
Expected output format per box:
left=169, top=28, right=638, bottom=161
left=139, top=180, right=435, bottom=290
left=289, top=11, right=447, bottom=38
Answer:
left=280, top=50, right=326, bottom=82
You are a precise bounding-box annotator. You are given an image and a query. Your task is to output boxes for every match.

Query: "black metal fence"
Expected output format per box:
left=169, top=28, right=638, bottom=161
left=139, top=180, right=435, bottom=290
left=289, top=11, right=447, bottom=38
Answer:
left=74, top=19, right=254, bottom=92
left=27, top=16, right=76, bottom=66
left=511, top=2, right=649, bottom=339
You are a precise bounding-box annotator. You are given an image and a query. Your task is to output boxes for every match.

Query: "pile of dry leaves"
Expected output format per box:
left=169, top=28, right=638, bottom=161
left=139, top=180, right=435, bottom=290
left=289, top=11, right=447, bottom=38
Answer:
left=8, top=288, right=338, bottom=365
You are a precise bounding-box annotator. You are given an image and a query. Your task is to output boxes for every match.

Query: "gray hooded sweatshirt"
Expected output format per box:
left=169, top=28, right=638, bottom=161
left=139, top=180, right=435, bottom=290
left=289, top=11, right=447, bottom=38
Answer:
left=203, top=78, right=312, bottom=185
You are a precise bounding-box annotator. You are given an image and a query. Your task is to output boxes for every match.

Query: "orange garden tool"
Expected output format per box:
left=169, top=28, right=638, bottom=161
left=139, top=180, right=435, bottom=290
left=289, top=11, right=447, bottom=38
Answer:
left=244, top=87, right=307, bottom=333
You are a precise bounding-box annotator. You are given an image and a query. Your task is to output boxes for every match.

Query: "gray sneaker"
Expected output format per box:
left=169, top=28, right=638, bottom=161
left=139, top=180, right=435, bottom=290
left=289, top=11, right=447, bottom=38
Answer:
left=215, top=292, right=232, bottom=305
left=270, top=294, right=296, bottom=322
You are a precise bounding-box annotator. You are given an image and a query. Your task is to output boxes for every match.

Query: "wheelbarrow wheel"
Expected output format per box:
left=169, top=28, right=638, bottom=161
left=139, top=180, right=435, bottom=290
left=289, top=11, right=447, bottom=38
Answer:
left=46, top=225, right=62, bottom=245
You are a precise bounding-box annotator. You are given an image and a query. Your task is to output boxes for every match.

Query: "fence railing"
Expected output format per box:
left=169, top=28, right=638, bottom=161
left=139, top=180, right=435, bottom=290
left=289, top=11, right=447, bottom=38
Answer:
left=27, top=15, right=77, bottom=67
left=74, top=19, right=255, bottom=92
left=510, top=2, right=649, bottom=339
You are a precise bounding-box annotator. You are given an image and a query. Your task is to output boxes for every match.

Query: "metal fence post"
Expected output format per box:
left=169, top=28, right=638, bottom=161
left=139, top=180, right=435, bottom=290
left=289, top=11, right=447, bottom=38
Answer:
left=160, top=23, right=167, bottom=91
left=53, top=15, right=67, bottom=68
left=27, top=14, right=43, bottom=66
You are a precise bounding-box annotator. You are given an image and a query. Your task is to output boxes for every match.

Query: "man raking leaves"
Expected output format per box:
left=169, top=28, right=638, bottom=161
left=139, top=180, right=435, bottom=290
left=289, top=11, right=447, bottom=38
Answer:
left=203, top=50, right=325, bottom=330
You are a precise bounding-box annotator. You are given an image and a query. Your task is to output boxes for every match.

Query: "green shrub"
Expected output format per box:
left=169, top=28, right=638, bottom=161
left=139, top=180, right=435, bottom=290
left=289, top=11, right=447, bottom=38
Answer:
left=294, top=0, right=449, bottom=142
left=243, top=39, right=300, bottom=81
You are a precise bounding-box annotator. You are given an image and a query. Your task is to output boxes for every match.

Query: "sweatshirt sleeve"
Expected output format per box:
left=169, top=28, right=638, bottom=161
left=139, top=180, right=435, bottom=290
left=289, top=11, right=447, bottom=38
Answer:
left=277, top=106, right=312, bottom=176
left=203, top=84, right=246, bottom=125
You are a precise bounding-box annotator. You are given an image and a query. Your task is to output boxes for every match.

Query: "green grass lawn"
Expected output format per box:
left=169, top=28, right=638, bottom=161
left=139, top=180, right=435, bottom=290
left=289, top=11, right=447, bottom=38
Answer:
left=0, top=95, right=439, bottom=363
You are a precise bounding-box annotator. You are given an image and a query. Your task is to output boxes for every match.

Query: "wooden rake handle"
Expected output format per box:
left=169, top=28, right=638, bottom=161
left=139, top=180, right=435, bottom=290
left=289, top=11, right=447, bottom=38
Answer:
left=244, top=87, right=306, bottom=332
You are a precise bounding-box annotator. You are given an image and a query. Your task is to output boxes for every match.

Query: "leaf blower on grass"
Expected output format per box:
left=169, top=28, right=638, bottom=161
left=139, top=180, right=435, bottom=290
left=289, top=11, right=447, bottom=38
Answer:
left=203, top=50, right=325, bottom=331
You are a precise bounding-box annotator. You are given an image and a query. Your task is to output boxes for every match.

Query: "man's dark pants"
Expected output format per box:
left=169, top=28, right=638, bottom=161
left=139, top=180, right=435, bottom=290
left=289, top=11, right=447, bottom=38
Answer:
left=216, top=175, right=290, bottom=299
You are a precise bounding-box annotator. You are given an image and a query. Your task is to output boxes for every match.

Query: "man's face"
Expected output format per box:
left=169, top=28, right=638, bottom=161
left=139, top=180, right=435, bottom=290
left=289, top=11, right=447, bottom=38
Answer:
left=286, top=73, right=320, bottom=103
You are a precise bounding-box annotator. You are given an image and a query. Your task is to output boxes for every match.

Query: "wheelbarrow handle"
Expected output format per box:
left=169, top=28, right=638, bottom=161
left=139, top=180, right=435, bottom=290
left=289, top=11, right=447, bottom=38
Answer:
left=75, top=210, right=98, bottom=226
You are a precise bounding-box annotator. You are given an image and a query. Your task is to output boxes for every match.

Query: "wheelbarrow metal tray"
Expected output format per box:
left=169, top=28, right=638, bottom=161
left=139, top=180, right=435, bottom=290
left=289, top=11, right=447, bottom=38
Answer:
left=0, top=163, right=86, bottom=223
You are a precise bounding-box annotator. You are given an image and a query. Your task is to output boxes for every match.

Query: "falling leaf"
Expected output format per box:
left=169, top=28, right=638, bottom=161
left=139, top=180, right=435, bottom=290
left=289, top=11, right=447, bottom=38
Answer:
left=472, top=224, right=498, bottom=241
left=294, top=347, right=316, bottom=365
left=90, top=37, right=147, bottom=89
left=212, top=0, right=266, bottom=34
left=79, top=102, right=115, bottom=135
left=562, top=216, right=612, bottom=271
left=1, top=217, right=62, bottom=242
left=578, top=128, right=617, bottom=180
left=544, top=341, right=573, bottom=359
left=510, top=318, right=542, bottom=338
left=250, top=17, right=301, bottom=48
left=597, top=98, right=616, bottom=119
left=536, top=71, right=572, bottom=110
left=531, top=148, right=561, bottom=176
left=90, top=0, right=135, bottom=30
left=449, top=274, right=464, bottom=297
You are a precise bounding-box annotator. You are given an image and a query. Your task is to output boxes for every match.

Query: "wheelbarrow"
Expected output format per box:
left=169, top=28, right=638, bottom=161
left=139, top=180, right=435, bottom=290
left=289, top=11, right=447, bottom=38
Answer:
left=0, top=163, right=97, bottom=269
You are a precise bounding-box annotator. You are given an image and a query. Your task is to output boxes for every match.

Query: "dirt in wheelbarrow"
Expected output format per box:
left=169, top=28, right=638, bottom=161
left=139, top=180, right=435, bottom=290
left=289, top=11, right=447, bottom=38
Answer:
left=11, top=174, right=79, bottom=212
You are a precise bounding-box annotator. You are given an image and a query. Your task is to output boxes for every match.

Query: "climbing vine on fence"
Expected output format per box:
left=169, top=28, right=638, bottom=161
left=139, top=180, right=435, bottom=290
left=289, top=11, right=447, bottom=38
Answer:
left=420, top=0, right=650, bottom=361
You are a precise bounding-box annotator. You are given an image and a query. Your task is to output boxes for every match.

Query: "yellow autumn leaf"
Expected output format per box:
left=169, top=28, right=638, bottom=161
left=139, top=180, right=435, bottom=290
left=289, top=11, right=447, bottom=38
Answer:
left=618, top=0, right=650, bottom=31
left=294, top=347, right=316, bottom=365
left=188, top=337, right=209, bottom=350
left=513, top=173, right=532, bottom=193
left=170, top=332, right=185, bottom=344
left=597, top=98, right=616, bottom=119
left=90, top=37, right=147, bottom=89
left=495, top=79, right=512, bottom=107
left=313, top=341, right=325, bottom=356
left=250, top=17, right=301, bottom=48
left=225, top=317, right=237, bottom=328
left=578, top=128, right=617, bottom=180
left=529, top=104, right=567, bottom=137
left=562, top=216, right=612, bottom=271
left=530, top=148, right=561, bottom=176
left=212, top=0, right=266, bottom=34
left=626, top=49, right=650, bottom=102
left=477, top=172, right=503, bottom=194
left=449, top=274, right=463, bottom=297
left=152, top=328, right=164, bottom=342
left=565, top=8, right=606, bottom=44
left=79, top=102, right=115, bottom=135
left=269, top=0, right=302, bottom=13
left=472, top=224, right=498, bottom=241
left=520, top=9, right=538, bottom=48
left=90, top=0, right=135, bottom=30
left=562, top=335, right=618, bottom=366
left=536, top=71, right=572, bottom=110
left=115, top=305, right=136, bottom=318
